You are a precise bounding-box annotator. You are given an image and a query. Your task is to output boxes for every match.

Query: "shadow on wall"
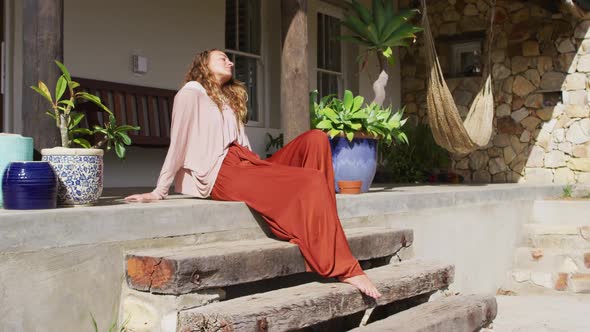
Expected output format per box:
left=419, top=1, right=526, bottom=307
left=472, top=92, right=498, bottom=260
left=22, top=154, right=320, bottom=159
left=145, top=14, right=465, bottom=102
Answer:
left=399, top=0, right=590, bottom=185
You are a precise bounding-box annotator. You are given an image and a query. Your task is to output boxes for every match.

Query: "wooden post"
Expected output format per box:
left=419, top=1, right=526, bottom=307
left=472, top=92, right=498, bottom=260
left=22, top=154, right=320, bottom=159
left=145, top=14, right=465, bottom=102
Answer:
left=22, top=0, right=63, bottom=152
left=281, top=0, right=310, bottom=143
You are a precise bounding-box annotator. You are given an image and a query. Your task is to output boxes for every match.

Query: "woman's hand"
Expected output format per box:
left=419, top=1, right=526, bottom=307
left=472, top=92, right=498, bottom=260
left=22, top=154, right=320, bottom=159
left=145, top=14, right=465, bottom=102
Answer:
left=124, top=192, right=160, bottom=202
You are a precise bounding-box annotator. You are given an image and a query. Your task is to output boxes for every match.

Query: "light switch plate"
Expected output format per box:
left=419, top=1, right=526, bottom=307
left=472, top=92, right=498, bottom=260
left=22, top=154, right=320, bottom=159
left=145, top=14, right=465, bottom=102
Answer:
left=132, top=55, right=148, bottom=74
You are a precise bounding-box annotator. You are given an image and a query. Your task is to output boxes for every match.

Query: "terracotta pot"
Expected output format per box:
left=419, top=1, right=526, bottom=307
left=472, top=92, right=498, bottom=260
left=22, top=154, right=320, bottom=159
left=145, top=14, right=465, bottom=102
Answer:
left=332, top=131, right=380, bottom=140
left=337, top=180, right=362, bottom=195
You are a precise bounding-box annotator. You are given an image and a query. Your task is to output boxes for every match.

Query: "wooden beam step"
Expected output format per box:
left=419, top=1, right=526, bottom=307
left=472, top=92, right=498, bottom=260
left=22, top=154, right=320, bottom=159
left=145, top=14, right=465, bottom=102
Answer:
left=351, top=294, right=497, bottom=332
left=177, top=259, right=454, bottom=332
left=126, top=227, right=413, bottom=294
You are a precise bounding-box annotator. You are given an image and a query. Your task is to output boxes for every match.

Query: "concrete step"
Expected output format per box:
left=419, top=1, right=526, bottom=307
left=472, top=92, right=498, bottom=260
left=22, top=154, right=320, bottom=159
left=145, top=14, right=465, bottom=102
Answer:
left=512, top=247, right=590, bottom=273
left=521, top=224, right=590, bottom=249
left=176, top=259, right=454, bottom=332
left=501, top=269, right=590, bottom=295
left=530, top=200, right=590, bottom=225
left=501, top=270, right=570, bottom=295
left=350, top=294, right=496, bottom=332
left=125, top=227, right=413, bottom=295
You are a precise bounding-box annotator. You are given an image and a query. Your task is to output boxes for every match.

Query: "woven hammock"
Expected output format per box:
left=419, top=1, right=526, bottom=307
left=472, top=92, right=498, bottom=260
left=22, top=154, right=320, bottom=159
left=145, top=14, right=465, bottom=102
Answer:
left=421, top=0, right=496, bottom=154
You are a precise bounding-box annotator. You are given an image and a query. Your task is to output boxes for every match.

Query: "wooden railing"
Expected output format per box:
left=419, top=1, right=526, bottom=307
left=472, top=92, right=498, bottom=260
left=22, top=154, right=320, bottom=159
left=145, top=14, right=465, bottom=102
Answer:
left=73, top=77, right=177, bottom=147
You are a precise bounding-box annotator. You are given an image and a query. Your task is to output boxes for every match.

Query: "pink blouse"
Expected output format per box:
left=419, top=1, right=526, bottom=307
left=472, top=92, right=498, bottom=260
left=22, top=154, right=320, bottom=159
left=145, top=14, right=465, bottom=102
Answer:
left=151, top=81, right=251, bottom=199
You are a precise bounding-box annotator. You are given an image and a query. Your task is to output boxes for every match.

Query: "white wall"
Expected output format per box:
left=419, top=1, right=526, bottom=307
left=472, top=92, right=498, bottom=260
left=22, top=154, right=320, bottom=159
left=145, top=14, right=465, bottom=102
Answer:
left=7, top=0, right=403, bottom=188
left=64, top=0, right=225, bottom=90
left=63, top=0, right=283, bottom=188
left=6, top=0, right=284, bottom=188
left=383, top=202, right=531, bottom=295
left=63, top=0, right=222, bottom=187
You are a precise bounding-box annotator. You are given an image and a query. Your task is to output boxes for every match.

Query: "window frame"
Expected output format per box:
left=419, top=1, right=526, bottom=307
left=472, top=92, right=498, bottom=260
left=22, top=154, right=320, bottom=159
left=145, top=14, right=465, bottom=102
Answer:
left=224, top=0, right=265, bottom=128
left=450, top=40, right=483, bottom=78
left=314, top=6, right=345, bottom=99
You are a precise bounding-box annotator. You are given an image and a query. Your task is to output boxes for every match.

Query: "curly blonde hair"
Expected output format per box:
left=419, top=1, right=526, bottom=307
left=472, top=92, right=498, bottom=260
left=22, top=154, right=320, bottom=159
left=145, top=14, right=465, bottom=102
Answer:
left=183, top=49, right=248, bottom=126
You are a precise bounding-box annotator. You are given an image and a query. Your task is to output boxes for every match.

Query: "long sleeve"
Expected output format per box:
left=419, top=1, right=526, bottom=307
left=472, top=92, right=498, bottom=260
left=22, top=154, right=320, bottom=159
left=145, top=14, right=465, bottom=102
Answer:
left=150, top=81, right=245, bottom=199
left=239, top=125, right=252, bottom=150
left=152, top=89, right=196, bottom=199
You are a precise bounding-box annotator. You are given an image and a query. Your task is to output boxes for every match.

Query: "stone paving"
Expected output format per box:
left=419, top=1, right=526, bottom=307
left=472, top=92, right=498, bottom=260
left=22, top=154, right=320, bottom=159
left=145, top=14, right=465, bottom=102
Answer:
left=491, top=294, right=590, bottom=332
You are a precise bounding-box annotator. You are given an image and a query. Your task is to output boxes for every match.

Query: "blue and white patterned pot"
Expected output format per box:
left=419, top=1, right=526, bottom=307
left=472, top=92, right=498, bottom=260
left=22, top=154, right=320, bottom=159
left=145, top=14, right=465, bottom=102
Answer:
left=41, top=148, right=104, bottom=205
left=330, top=135, right=378, bottom=193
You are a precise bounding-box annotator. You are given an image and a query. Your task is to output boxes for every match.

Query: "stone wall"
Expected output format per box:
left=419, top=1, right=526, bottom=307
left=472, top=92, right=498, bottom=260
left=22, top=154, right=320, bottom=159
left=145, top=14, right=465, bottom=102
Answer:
left=400, top=0, right=590, bottom=184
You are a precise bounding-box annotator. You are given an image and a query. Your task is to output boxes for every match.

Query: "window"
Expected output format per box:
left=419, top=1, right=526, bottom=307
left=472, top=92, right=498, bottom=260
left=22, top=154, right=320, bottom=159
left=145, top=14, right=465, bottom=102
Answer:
left=451, top=40, right=482, bottom=77
left=225, top=0, right=262, bottom=124
left=317, top=13, right=342, bottom=99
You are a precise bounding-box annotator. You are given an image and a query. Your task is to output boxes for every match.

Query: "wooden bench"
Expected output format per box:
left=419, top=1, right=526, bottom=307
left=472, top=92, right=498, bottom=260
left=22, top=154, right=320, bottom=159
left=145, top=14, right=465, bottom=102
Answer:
left=73, top=77, right=176, bottom=147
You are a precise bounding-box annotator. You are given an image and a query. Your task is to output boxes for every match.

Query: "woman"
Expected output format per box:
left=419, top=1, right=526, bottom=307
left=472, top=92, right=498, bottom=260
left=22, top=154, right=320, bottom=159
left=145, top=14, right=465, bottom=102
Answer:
left=125, top=49, right=381, bottom=299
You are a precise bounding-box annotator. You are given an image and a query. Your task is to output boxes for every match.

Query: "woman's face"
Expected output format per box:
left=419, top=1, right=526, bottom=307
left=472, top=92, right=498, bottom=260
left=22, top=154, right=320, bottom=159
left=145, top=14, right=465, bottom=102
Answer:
left=208, top=50, right=234, bottom=85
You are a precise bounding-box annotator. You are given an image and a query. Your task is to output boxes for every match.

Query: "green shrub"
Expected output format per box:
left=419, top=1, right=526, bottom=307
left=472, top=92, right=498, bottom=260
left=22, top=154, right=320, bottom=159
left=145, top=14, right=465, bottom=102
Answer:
left=377, top=123, right=450, bottom=183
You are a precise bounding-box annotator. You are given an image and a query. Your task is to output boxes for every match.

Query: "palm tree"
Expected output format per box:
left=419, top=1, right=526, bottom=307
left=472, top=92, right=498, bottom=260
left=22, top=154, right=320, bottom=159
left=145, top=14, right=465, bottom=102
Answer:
left=341, top=0, right=422, bottom=105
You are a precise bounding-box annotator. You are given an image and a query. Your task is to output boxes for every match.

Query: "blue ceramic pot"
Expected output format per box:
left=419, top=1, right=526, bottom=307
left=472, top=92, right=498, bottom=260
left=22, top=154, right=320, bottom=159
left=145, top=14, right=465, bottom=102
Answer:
left=330, top=136, right=377, bottom=193
left=2, top=161, right=58, bottom=209
left=0, top=134, right=34, bottom=206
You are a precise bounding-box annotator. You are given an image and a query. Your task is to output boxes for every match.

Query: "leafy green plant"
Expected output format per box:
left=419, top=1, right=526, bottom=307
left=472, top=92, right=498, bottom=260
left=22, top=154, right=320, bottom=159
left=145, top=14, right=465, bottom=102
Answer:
left=310, top=89, right=408, bottom=145
left=342, top=0, right=422, bottom=69
left=341, top=0, right=422, bottom=105
left=377, top=124, right=451, bottom=183
left=265, top=133, right=284, bottom=155
left=30, top=60, right=139, bottom=159
left=562, top=184, right=573, bottom=198
left=91, top=312, right=129, bottom=332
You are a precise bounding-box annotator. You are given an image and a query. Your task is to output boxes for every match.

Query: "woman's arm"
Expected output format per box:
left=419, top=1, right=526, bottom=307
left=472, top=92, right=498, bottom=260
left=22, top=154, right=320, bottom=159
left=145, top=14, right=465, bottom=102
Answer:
left=240, top=125, right=252, bottom=150
left=125, top=90, right=196, bottom=202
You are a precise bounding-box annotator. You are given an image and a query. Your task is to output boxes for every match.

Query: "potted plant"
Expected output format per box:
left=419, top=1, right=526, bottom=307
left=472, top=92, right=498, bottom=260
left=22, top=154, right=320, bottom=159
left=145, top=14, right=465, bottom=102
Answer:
left=341, top=0, right=422, bottom=106
left=310, top=89, right=408, bottom=193
left=31, top=60, right=139, bottom=205
left=265, top=133, right=284, bottom=158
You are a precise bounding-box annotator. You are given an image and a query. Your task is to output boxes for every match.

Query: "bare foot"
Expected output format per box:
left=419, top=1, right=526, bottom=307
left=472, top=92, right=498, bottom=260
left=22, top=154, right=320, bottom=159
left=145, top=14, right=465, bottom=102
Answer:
left=339, top=274, right=382, bottom=299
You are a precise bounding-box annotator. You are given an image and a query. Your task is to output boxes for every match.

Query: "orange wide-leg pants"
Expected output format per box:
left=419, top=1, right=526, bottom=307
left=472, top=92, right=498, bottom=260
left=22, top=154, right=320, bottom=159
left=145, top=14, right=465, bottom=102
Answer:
left=211, top=129, right=364, bottom=279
